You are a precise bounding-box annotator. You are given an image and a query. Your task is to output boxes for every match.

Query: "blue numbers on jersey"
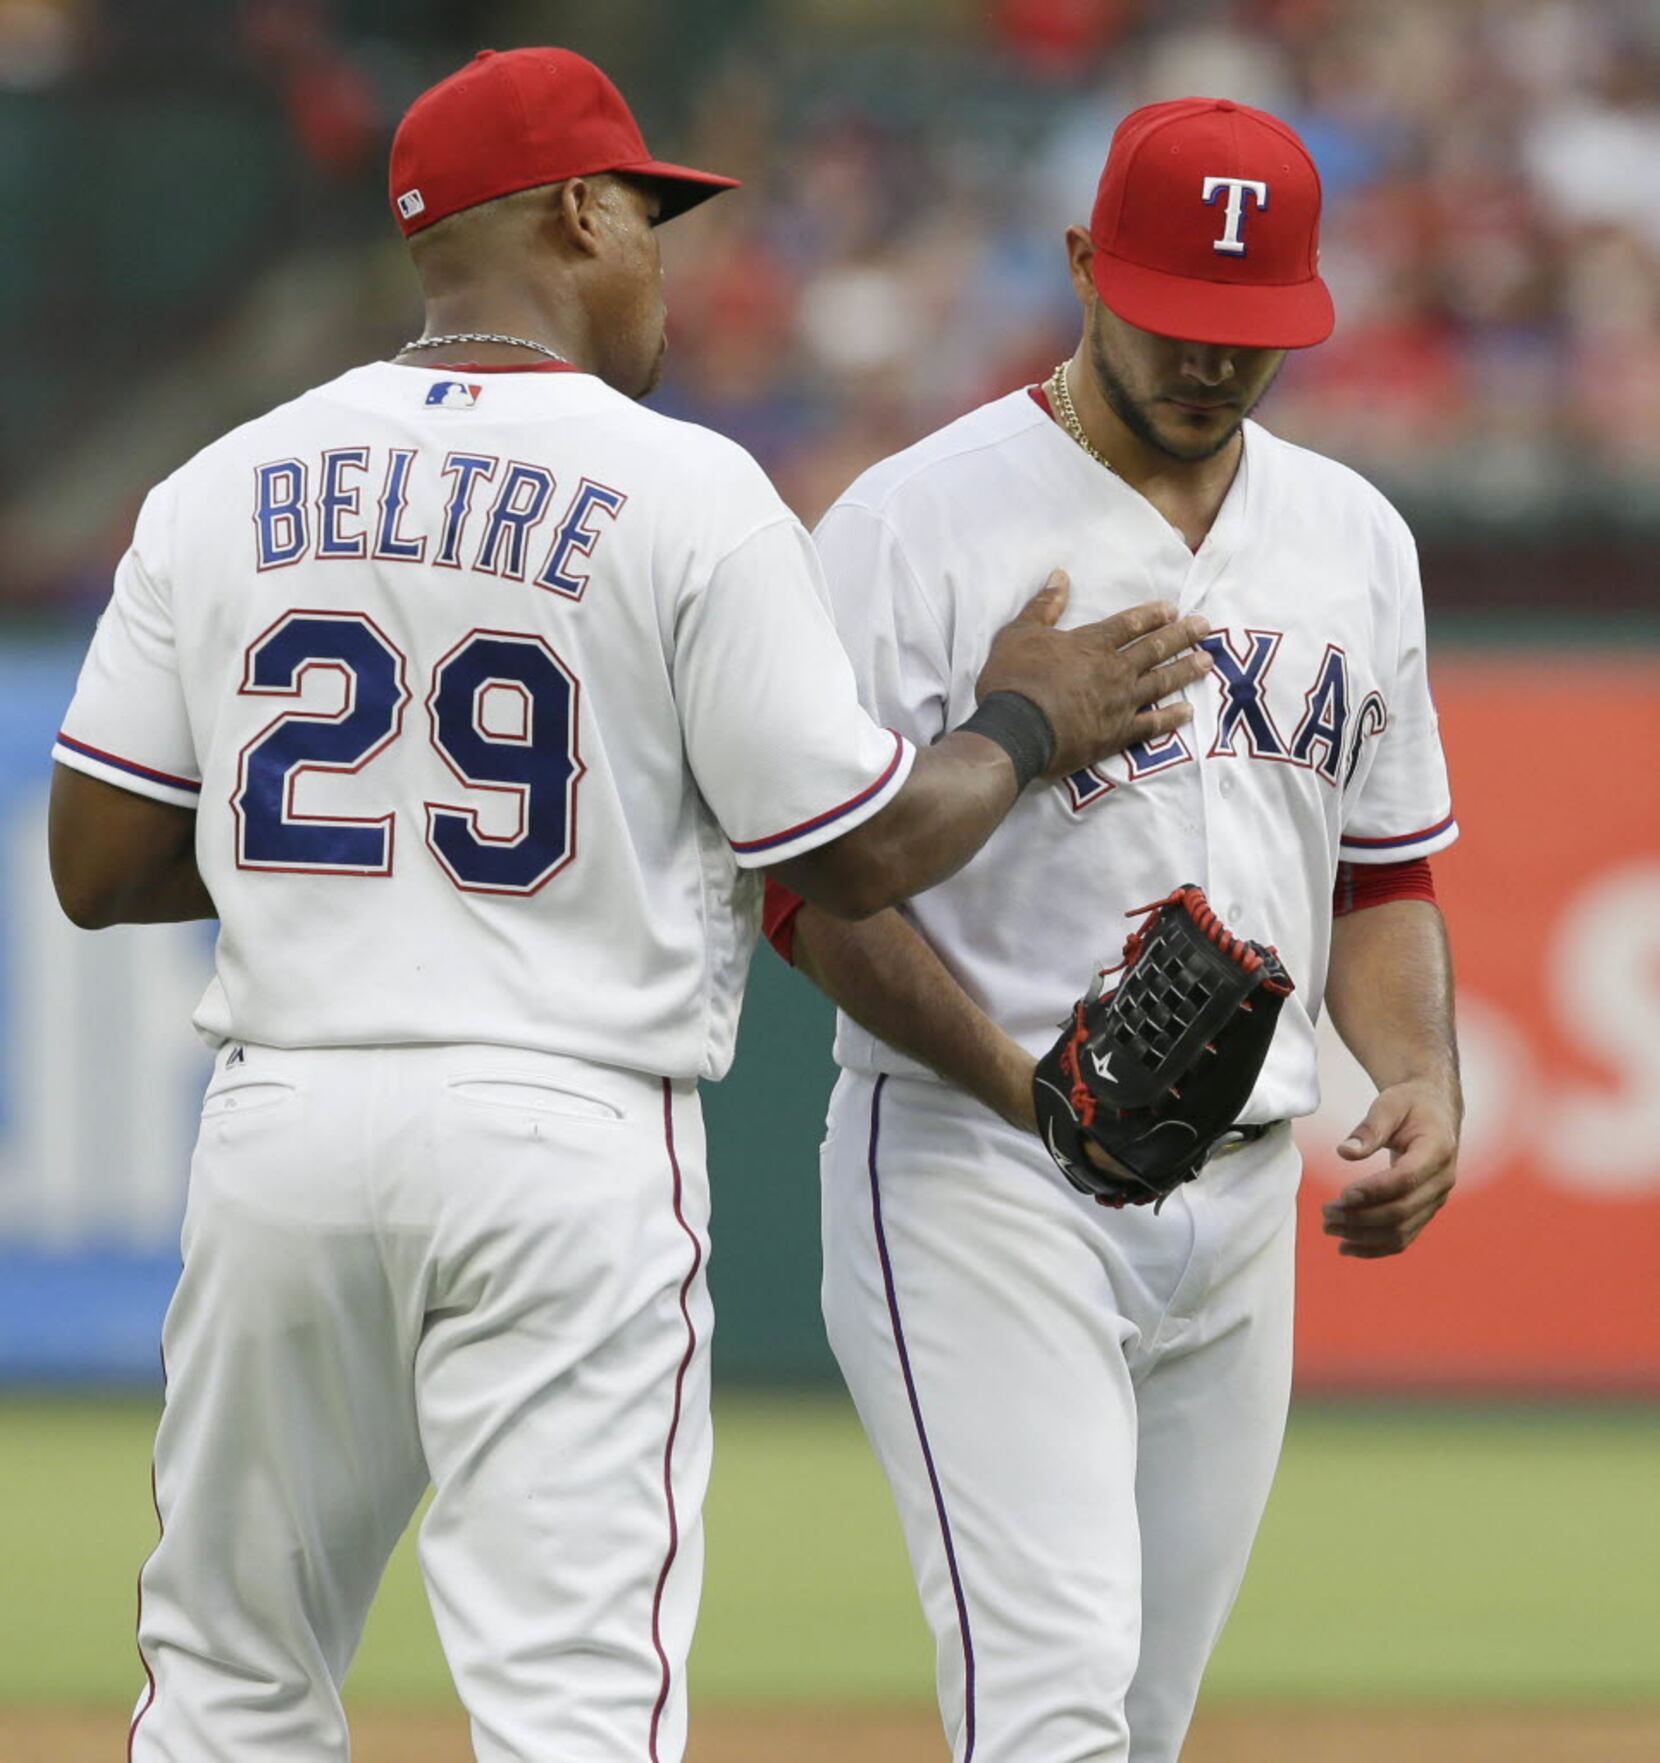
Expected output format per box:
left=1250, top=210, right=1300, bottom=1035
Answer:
left=426, top=633, right=583, bottom=893
left=235, top=612, right=410, bottom=873
left=234, top=613, right=581, bottom=891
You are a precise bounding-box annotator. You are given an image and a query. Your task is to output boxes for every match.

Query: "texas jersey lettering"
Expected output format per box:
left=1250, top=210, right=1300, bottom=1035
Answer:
left=1061, top=628, right=1392, bottom=805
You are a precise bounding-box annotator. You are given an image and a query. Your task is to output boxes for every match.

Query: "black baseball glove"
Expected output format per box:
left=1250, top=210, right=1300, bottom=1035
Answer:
left=1032, top=885, right=1293, bottom=1209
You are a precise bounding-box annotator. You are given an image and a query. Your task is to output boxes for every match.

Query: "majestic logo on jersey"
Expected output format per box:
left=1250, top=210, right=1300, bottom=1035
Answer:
left=425, top=382, right=481, bottom=409
left=1202, top=176, right=1268, bottom=255
left=1061, top=627, right=1386, bottom=812
left=251, top=446, right=628, bottom=596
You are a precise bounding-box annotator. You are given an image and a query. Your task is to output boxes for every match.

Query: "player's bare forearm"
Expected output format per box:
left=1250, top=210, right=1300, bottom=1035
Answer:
left=790, top=901, right=1038, bottom=1132
left=49, top=765, right=216, bottom=927
left=770, top=730, right=1020, bottom=919
left=1321, top=899, right=1460, bottom=1257
left=1326, top=900, right=1459, bottom=1101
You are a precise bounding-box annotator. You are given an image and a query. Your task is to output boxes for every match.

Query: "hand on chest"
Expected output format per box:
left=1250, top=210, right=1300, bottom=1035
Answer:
left=977, top=536, right=1390, bottom=809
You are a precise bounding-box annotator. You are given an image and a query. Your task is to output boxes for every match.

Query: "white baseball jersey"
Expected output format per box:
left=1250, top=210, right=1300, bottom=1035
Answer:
left=816, top=385, right=1457, bottom=1122
left=54, top=361, right=912, bottom=1080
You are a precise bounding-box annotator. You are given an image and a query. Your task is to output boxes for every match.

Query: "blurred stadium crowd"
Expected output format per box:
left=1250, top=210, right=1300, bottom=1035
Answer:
left=1, top=0, right=1656, bottom=608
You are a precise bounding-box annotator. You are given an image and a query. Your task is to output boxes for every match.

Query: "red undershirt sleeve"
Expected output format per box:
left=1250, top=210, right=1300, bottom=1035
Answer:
left=1332, top=856, right=1437, bottom=916
left=763, top=878, right=807, bottom=965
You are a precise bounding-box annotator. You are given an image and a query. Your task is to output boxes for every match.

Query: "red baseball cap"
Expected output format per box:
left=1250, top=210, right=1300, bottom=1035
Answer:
left=389, top=47, right=740, bottom=237
left=1089, top=97, right=1334, bottom=349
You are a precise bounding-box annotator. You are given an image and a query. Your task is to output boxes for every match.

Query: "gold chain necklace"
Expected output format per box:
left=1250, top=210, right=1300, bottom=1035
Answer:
left=1047, top=360, right=1115, bottom=475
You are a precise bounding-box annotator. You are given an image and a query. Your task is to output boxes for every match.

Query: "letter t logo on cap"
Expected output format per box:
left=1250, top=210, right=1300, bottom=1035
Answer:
left=1202, top=176, right=1269, bottom=256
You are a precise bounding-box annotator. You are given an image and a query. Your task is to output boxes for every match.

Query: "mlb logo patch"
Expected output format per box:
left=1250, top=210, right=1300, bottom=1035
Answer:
left=396, top=188, right=426, bottom=221
left=426, top=381, right=482, bottom=409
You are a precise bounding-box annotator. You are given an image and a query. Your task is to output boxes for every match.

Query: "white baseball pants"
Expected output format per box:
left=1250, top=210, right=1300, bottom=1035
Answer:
left=822, top=1069, right=1298, bottom=1763
left=129, top=1043, right=713, bottom=1763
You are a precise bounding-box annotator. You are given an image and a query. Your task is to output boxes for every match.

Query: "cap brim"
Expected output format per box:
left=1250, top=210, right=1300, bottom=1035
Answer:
left=1093, top=252, right=1334, bottom=349
left=614, top=158, right=741, bottom=221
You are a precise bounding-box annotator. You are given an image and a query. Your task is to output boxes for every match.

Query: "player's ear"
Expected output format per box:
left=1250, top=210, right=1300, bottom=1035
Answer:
left=1064, top=225, right=1096, bottom=311
left=554, top=177, right=606, bottom=258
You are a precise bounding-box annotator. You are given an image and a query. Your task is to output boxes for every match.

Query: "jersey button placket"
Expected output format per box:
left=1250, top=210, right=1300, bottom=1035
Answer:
left=1193, top=749, right=1229, bottom=920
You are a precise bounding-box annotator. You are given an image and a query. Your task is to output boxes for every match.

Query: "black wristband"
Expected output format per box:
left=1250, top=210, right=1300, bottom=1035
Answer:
left=957, top=691, right=1057, bottom=791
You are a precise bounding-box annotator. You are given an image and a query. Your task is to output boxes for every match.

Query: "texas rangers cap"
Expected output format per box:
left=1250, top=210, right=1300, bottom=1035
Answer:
left=389, top=47, right=740, bottom=238
left=1089, top=97, right=1334, bottom=349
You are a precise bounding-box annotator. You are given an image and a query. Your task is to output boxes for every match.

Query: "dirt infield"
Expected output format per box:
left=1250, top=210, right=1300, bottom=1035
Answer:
left=685, top=1707, right=1660, bottom=1763
left=9, top=1704, right=1660, bottom=1761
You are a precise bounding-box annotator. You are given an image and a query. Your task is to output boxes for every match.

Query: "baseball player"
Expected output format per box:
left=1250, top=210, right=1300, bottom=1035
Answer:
left=46, top=50, right=1214, bottom=1763
left=766, top=98, right=1462, bottom=1762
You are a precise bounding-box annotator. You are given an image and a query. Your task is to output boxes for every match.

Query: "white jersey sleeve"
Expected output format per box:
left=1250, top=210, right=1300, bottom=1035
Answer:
left=53, top=480, right=202, bottom=811
left=1338, top=515, right=1459, bottom=864
left=675, top=516, right=914, bottom=867
left=809, top=501, right=953, bottom=741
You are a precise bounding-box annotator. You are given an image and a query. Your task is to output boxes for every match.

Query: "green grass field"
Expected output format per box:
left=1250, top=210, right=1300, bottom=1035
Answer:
left=2, top=1396, right=1657, bottom=1712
